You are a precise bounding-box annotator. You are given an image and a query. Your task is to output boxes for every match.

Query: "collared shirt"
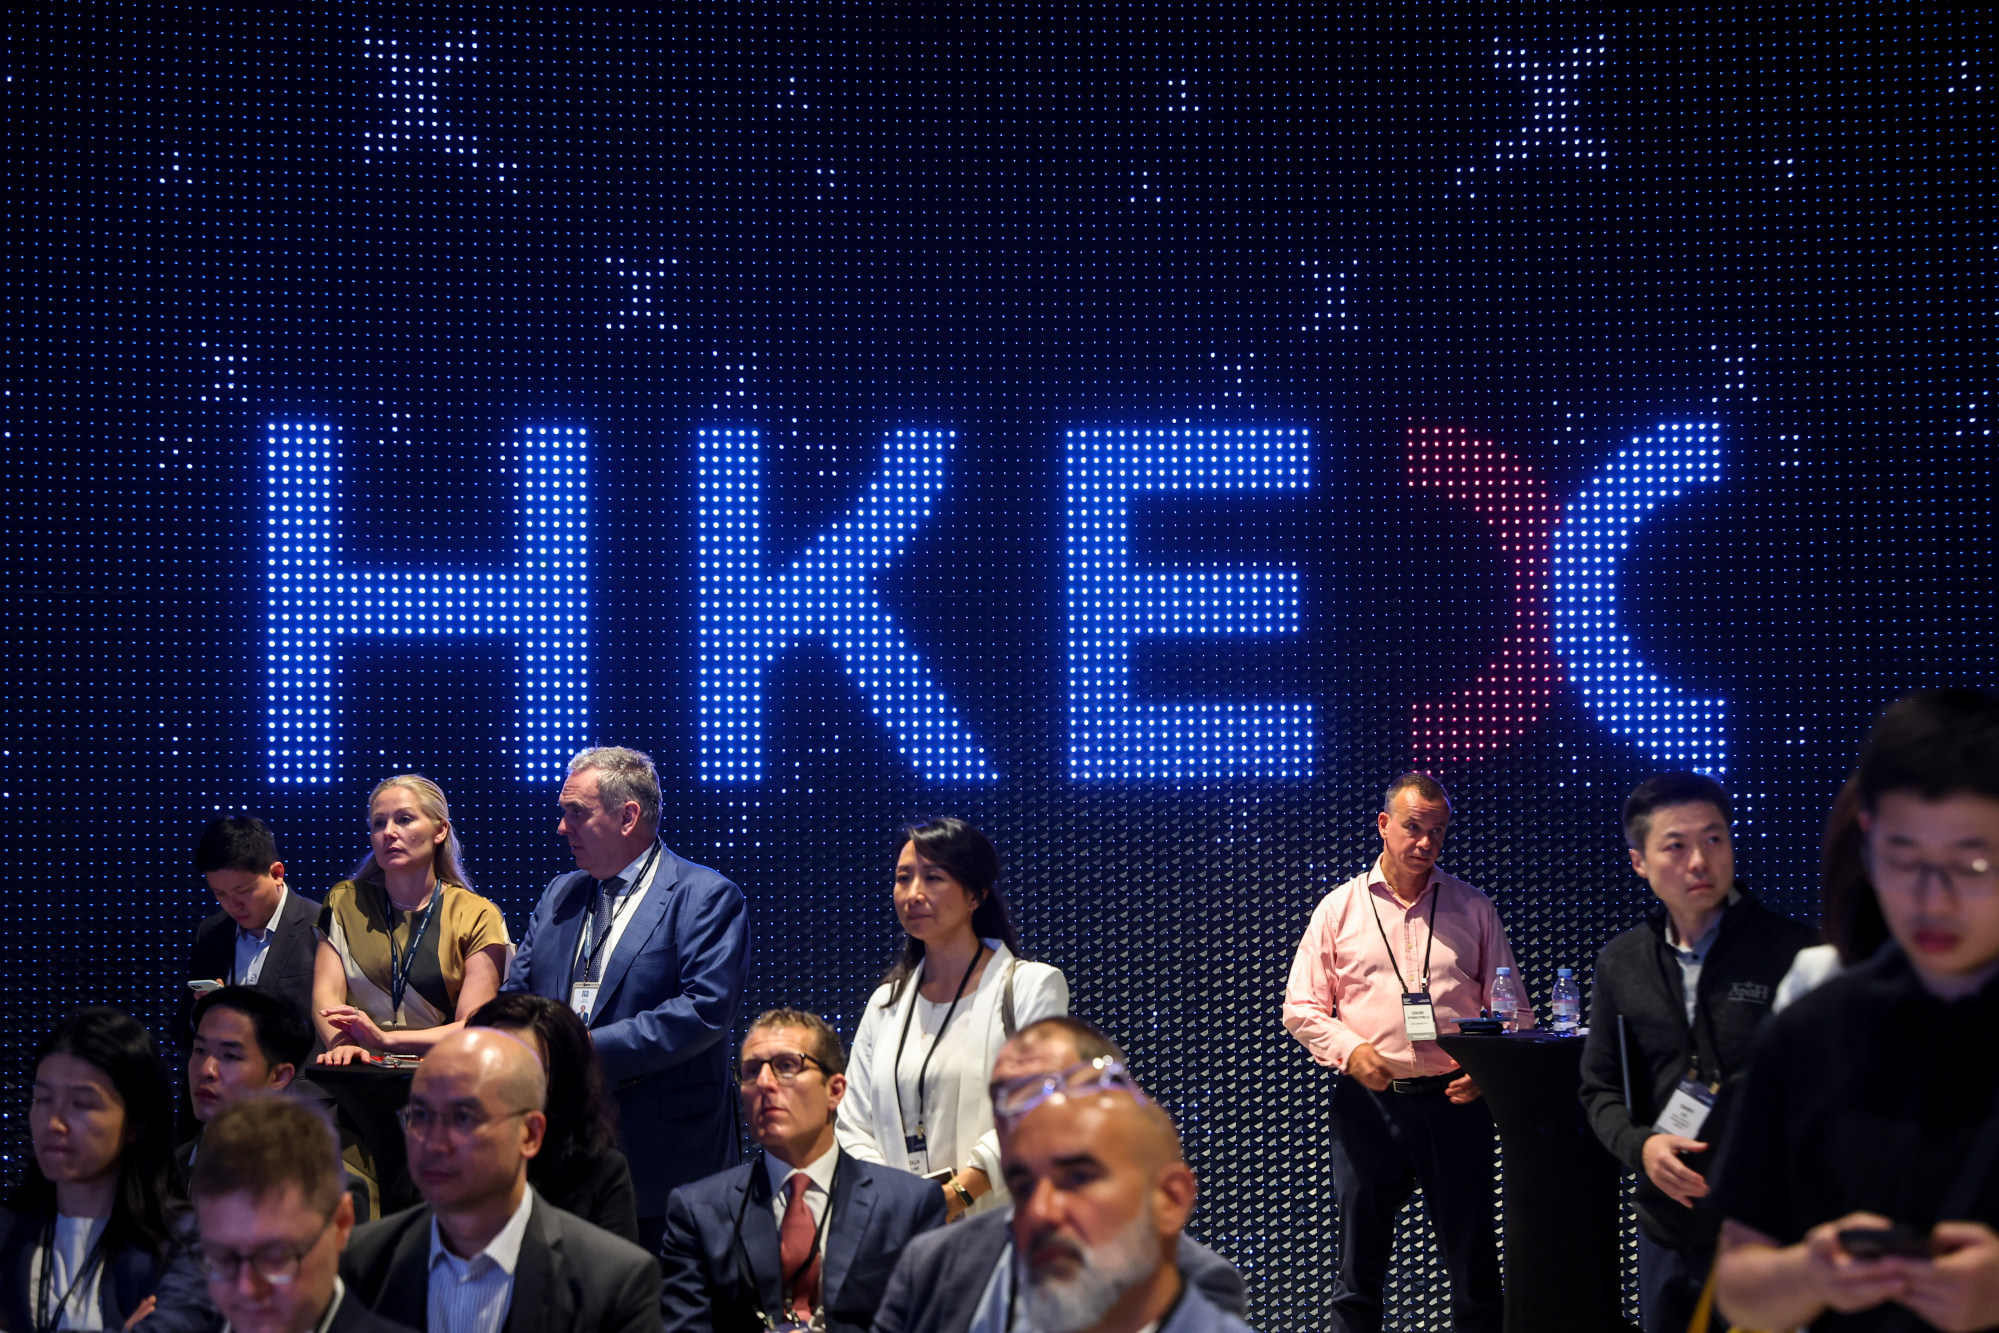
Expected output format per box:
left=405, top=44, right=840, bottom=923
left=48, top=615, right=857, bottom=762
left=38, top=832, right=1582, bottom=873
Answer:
left=427, top=1187, right=535, bottom=1333
left=1662, top=889, right=1738, bottom=1025
left=233, top=883, right=290, bottom=986
left=1283, top=855, right=1527, bottom=1078
left=569, top=843, right=664, bottom=979
left=763, top=1140, right=839, bottom=1234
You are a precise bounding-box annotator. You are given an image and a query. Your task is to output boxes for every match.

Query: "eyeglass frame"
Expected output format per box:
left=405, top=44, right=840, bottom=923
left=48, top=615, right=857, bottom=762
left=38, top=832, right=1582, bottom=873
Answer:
left=736, top=1050, right=831, bottom=1086
left=396, top=1103, right=539, bottom=1140
left=990, top=1057, right=1151, bottom=1124
left=1861, top=844, right=1998, bottom=899
left=197, top=1206, right=339, bottom=1286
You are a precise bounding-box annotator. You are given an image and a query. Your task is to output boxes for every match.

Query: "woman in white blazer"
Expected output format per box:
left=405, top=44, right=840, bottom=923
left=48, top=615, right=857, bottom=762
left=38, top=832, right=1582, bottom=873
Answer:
left=837, top=817, right=1068, bottom=1221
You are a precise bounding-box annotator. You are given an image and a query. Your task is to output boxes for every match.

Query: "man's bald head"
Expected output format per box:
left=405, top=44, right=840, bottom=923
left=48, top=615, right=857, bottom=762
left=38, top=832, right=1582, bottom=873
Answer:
left=418, top=1027, right=548, bottom=1113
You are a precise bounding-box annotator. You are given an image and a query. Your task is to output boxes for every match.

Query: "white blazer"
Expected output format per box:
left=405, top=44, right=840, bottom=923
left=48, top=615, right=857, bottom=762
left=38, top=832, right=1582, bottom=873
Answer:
left=837, top=939, right=1068, bottom=1214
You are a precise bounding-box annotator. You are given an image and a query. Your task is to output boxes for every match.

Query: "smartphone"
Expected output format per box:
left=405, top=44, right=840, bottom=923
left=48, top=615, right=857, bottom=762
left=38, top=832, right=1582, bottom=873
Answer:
left=1837, top=1226, right=1932, bottom=1260
left=185, top=978, right=224, bottom=995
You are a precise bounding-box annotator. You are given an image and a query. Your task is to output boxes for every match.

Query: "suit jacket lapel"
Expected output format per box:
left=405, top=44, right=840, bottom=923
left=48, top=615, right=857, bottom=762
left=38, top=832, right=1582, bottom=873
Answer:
left=736, top=1164, right=785, bottom=1316
left=542, top=875, right=593, bottom=999
left=818, top=1153, right=875, bottom=1311
left=376, top=1214, right=434, bottom=1330
left=502, top=1199, right=558, bottom=1333
left=593, top=852, right=678, bottom=1018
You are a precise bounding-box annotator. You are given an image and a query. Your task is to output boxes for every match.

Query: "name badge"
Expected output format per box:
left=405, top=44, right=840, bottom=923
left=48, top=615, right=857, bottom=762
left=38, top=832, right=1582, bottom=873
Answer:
left=904, top=1132, right=929, bottom=1176
left=568, top=982, right=600, bottom=1024
left=1402, top=992, right=1439, bottom=1043
left=1655, top=1077, right=1716, bottom=1139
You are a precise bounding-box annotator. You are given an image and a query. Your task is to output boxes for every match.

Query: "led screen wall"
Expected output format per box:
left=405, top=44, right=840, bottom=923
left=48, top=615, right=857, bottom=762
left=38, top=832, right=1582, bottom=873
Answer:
left=4, top=2, right=1992, bottom=1325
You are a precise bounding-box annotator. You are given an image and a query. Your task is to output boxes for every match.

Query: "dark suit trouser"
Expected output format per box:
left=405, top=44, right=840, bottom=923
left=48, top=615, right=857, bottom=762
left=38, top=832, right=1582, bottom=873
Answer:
left=1637, top=1230, right=1712, bottom=1333
left=1326, top=1072, right=1504, bottom=1333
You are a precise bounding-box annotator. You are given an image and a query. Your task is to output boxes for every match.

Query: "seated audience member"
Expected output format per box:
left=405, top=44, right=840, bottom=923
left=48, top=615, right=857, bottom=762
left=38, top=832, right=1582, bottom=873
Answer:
left=998, top=1053, right=1254, bottom=1333
left=660, top=1009, right=947, bottom=1333
left=840, top=818, right=1069, bottom=1221
left=1775, top=774, right=1893, bottom=1011
left=315, top=776, right=513, bottom=1065
left=1577, top=772, right=1814, bottom=1333
left=182, top=986, right=311, bottom=1165
left=467, top=993, right=639, bottom=1244
left=873, top=1017, right=1246, bottom=1333
left=185, top=815, right=322, bottom=1052
left=2, top=1006, right=216, bottom=1332
left=340, top=1028, right=659, bottom=1333
left=188, top=1098, right=415, bottom=1333
left=1712, top=688, right=1999, bottom=1333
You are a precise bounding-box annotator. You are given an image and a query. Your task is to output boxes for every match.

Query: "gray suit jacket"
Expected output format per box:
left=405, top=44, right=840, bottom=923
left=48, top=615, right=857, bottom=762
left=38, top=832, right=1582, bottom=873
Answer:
left=340, top=1193, right=658, bottom=1333
left=871, top=1208, right=1247, bottom=1333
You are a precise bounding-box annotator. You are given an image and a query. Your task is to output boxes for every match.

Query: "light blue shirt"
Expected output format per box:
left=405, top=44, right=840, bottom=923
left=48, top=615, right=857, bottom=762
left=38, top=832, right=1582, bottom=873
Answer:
left=426, top=1187, right=535, bottom=1333
left=231, top=883, right=290, bottom=986
left=1663, top=889, right=1737, bottom=1025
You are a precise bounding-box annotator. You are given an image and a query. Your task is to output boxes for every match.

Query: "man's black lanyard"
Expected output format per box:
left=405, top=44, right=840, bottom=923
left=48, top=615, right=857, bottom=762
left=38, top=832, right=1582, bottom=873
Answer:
left=1655, top=926, right=1727, bottom=1087
left=891, top=942, right=986, bottom=1143
left=730, top=1154, right=841, bottom=1325
left=572, top=844, right=660, bottom=986
left=381, top=882, right=442, bottom=1017
left=34, top=1212, right=109, bottom=1333
left=1369, top=880, right=1439, bottom=994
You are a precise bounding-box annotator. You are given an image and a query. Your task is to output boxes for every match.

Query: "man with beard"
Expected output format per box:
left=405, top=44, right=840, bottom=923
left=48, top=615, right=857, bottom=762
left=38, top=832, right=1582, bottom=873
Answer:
left=998, top=1063, right=1253, bottom=1333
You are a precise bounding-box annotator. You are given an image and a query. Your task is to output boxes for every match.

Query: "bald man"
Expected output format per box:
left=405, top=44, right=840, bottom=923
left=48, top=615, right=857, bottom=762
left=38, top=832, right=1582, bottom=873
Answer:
left=873, top=1018, right=1246, bottom=1333
left=1004, top=1067, right=1254, bottom=1333
left=340, top=1029, right=659, bottom=1333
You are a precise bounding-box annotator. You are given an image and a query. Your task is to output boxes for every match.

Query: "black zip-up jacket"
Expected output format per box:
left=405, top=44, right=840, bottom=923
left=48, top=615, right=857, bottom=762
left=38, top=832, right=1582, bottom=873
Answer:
left=1578, top=883, right=1814, bottom=1248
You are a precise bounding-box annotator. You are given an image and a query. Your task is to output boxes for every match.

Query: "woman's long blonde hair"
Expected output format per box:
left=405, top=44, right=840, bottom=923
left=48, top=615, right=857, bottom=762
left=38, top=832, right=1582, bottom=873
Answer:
left=350, top=773, right=472, bottom=889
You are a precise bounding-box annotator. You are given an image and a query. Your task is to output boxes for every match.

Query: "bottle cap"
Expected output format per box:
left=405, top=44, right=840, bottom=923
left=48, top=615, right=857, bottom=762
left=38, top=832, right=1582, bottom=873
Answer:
left=1495, top=966, right=1512, bottom=976
left=1557, top=967, right=1574, bottom=977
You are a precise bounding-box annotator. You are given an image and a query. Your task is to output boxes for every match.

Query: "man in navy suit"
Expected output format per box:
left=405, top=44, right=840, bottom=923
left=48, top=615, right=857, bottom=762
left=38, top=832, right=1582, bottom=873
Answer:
left=660, top=1009, right=948, bottom=1333
left=504, top=745, right=751, bottom=1255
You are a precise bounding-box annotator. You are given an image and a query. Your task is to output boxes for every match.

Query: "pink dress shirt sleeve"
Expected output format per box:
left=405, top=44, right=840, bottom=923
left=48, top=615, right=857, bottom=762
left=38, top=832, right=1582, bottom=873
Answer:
left=1282, top=888, right=1366, bottom=1070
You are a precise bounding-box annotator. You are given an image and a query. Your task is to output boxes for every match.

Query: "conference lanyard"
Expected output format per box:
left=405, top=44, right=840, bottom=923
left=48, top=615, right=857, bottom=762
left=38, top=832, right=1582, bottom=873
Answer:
left=1369, top=881, right=1439, bottom=994
left=1654, top=930, right=1727, bottom=1087
left=572, top=844, right=660, bottom=986
left=730, top=1154, right=842, bottom=1327
left=34, top=1213, right=108, bottom=1333
left=382, top=883, right=441, bottom=1018
left=891, top=942, right=986, bottom=1145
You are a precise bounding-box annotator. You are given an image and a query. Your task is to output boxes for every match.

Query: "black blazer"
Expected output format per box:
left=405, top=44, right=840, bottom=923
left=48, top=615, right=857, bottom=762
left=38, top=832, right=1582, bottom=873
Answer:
left=536, top=1147, right=641, bottom=1246
left=326, top=1289, right=422, bottom=1333
left=0, top=1204, right=219, bottom=1333
left=872, top=1208, right=1248, bottom=1333
left=179, top=887, right=325, bottom=1050
left=340, top=1193, right=659, bottom=1333
left=659, top=1151, right=947, bottom=1333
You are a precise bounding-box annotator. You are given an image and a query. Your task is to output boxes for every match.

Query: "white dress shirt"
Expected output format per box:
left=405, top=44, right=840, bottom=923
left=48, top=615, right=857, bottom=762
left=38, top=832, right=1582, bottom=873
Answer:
left=427, top=1187, right=536, bottom=1333
left=569, top=844, right=664, bottom=978
left=763, top=1140, right=839, bottom=1233
left=233, top=883, right=290, bottom=985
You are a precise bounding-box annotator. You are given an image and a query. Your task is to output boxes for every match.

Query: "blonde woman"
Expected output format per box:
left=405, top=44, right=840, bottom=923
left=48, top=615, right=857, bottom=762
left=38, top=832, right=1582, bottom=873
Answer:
left=312, top=775, right=513, bottom=1065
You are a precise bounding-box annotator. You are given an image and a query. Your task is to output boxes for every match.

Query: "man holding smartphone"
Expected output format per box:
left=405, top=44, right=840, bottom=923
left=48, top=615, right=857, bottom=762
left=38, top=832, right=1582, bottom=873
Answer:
left=1710, top=689, right=1999, bottom=1332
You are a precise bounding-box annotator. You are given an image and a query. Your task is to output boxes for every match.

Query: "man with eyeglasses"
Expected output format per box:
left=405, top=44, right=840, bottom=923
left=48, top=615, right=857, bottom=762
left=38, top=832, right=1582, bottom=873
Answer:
left=339, top=1028, right=659, bottom=1333
left=660, top=1009, right=946, bottom=1333
left=874, top=1017, right=1246, bottom=1333
left=1576, top=771, right=1814, bottom=1333
left=189, top=1096, right=414, bottom=1333
left=1712, top=688, right=1999, bottom=1333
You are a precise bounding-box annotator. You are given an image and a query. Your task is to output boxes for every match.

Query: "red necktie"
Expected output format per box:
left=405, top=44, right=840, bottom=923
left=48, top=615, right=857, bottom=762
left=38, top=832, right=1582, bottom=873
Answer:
left=779, top=1172, right=822, bottom=1317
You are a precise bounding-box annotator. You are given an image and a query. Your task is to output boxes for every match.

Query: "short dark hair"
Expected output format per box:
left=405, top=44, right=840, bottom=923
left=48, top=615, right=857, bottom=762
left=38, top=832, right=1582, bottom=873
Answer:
left=189, top=1097, right=344, bottom=1214
left=191, top=985, right=313, bottom=1073
left=1383, top=771, right=1451, bottom=814
left=1856, top=688, right=1999, bottom=812
left=194, top=815, right=280, bottom=875
left=1010, top=1015, right=1127, bottom=1066
left=747, top=1009, right=848, bottom=1076
left=1819, top=775, right=1888, bottom=965
left=1622, top=772, right=1732, bottom=850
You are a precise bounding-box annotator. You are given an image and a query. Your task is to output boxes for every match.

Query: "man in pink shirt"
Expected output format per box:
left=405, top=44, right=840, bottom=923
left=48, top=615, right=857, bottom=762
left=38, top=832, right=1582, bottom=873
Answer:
left=1282, top=772, right=1524, bottom=1333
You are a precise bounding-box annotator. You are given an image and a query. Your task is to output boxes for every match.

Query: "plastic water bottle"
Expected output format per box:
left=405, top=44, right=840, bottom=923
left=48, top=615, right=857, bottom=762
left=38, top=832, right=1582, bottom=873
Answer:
left=1490, top=966, right=1527, bottom=1033
left=1550, top=967, right=1582, bottom=1035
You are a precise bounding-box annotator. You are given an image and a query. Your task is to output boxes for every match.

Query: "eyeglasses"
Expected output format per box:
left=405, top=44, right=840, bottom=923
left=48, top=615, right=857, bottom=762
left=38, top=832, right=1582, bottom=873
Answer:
left=991, top=1057, right=1150, bottom=1124
left=737, top=1051, right=828, bottom=1086
left=397, top=1104, right=536, bottom=1139
left=1863, top=846, right=1998, bottom=900
left=199, top=1209, right=337, bottom=1285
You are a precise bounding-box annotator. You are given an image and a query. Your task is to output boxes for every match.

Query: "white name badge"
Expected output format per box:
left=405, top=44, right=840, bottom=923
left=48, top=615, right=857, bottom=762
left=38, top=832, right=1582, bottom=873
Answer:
left=903, top=1132, right=930, bottom=1176
left=568, top=982, right=600, bottom=1024
left=1656, top=1078, right=1717, bottom=1139
left=1402, top=992, right=1439, bottom=1043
